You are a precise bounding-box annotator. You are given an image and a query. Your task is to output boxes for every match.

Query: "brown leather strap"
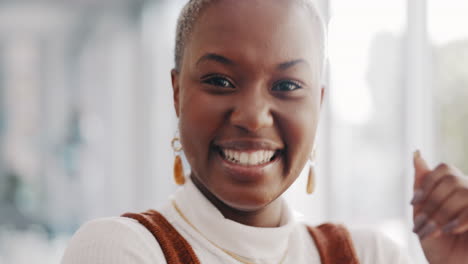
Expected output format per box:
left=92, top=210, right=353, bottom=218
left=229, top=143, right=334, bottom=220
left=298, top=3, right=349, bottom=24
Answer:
left=124, top=210, right=358, bottom=264
left=122, top=210, right=201, bottom=264
left=307, top=223, right=360, bottom=264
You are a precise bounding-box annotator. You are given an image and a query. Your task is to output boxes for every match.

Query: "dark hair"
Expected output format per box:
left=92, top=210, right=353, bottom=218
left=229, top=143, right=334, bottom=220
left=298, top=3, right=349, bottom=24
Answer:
left=174, top=0, right=327, bottom=73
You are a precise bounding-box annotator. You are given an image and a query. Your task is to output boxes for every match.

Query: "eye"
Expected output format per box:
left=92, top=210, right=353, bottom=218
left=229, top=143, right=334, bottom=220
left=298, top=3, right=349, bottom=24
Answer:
left=272, top=80, right=302, bottom=91
left=202, top=75, right=235, bottom=89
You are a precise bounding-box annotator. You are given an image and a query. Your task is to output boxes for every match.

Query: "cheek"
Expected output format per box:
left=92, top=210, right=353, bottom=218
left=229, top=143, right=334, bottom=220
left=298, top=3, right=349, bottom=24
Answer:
left=178, top=87, right=228, bottom=169
left=291, top=104, right=320, bottom=145
left=278, top=99, right=320, bottom=176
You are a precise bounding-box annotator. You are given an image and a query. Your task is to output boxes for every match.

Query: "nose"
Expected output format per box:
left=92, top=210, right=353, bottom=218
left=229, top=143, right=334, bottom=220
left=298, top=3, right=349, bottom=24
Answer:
left=229, top=88, right=274, bottom=133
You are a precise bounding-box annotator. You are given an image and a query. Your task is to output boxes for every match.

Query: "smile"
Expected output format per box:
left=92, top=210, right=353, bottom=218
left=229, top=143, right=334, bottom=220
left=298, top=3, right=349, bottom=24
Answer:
left=219, top=148, right=279, bottom=166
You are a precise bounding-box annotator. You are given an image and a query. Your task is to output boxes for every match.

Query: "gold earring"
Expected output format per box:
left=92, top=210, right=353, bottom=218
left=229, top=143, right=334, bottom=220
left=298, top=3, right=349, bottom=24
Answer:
left=171, top=136, right=185, bottom=185
left=307, top=148, right=317, bottom=195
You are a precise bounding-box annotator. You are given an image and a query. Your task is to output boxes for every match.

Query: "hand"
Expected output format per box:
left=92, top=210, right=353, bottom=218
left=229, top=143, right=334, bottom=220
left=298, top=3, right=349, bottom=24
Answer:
left=412, top=150, right=468, bottom=264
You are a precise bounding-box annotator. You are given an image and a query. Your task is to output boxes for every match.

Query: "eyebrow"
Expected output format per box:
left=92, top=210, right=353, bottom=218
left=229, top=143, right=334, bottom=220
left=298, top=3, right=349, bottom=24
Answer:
left=277, top=59, right=309, bottom=70
left=196, top=53, right=234, bottom=66
left=195, top=53, right=308, bottom=70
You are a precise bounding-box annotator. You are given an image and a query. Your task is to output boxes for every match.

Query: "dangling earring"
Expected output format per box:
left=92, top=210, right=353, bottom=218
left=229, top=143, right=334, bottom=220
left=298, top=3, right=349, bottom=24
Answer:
left=307, top=148, right=317, bottom=195
left=171, top=134, right=185, bottom=185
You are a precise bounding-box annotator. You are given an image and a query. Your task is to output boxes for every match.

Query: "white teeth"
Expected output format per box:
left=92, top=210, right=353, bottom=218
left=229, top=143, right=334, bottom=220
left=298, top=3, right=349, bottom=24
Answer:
left=260, top=151, right=267, bottom=163
left=240, top=152, right=248, bottom=164
left=262, top=150, right=268, bottom=163
left=227, top=150, right=234, bottom=161
left=222, top=149, right=276, bottom=166
left=249, top=152, right=258, bottom=165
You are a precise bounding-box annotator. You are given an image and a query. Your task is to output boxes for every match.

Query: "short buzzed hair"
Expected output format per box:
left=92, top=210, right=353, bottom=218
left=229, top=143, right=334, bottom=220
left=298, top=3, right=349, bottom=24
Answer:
left=174, top=0, right=327, bottom=74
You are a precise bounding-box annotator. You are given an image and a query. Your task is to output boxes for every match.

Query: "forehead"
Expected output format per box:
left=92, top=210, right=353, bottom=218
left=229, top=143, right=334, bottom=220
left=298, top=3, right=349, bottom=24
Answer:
left=185, top=0, right=322, bottom=70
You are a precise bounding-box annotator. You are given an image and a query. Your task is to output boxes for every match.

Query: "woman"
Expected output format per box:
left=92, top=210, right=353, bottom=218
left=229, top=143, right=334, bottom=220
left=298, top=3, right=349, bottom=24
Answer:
left=62, top=0, right=468, bottom=263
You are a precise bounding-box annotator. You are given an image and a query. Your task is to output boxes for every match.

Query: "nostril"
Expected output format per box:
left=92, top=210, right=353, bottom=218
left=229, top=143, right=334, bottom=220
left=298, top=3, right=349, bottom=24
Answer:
left=229, top=107, right=274, bottom=132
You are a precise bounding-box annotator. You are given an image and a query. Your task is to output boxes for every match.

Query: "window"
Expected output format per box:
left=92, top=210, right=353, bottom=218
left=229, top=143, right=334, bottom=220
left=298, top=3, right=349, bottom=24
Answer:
left=429, top=0, right=468, bottom=173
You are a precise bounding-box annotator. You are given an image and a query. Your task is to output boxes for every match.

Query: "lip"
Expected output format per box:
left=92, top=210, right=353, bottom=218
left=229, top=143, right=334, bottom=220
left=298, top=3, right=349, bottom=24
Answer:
left=214, top=138, right=284, bottom=152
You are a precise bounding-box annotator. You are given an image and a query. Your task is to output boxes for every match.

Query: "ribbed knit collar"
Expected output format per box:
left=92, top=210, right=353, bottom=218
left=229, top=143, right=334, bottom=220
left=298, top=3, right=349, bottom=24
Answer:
left=171, top=178, right=296, bottom=261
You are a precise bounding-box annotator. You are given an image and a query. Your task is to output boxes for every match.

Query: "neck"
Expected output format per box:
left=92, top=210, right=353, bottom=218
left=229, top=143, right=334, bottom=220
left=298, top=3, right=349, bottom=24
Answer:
left=191, top=176, right=283, bottom=228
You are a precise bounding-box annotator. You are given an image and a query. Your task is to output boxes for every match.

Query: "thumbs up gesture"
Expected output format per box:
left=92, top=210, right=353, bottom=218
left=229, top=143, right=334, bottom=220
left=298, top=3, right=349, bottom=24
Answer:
left=412, top=150, right=468, bottom=264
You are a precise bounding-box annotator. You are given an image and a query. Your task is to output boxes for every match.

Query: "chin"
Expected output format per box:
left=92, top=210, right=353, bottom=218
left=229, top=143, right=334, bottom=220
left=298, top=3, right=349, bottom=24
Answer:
left=215, top=183, right=280, bottom=212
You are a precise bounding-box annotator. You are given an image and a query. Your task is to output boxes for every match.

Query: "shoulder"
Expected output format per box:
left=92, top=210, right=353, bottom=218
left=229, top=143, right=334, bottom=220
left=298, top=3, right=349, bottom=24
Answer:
left=61, top=217, right=166, bottom=264
left=303, top=223, right=411, bottom=264
left=348, top=228, right=411, bottom=264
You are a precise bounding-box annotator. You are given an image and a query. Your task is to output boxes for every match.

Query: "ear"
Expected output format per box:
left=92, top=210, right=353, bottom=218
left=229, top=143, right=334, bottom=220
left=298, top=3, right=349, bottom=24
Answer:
left=171, top=69, right=181, bottom=118
left=320, top=85, right=325, bottom=107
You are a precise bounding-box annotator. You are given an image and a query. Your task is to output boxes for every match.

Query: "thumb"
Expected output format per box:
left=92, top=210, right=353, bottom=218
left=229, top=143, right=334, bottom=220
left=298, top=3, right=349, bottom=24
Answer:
left=413, top=150, right=431, bottom=189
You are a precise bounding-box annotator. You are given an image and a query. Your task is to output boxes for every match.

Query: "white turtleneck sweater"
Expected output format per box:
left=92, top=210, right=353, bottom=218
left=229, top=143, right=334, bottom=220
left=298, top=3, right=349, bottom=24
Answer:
left=62, top=179, right=411, bottom=263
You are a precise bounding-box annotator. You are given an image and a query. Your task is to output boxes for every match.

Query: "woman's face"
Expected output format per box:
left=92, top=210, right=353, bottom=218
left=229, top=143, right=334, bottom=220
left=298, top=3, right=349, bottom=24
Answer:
left=172, top=0, right=324, bottom=212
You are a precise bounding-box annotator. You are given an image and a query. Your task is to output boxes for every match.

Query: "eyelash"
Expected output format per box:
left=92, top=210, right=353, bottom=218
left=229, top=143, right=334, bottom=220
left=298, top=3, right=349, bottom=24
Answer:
left=202, top=75, right=235, bottom=89
left=201, top=75, right=303, bottom=92
left=272, top=80, right=302, bottom=92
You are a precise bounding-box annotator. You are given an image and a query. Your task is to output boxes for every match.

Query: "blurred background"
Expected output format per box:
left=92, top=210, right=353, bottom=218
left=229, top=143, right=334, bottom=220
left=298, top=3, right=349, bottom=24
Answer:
left=0, top=0, right=466, bottom=263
